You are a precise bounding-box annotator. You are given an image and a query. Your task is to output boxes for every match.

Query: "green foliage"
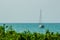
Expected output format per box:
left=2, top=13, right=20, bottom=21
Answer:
left=0, top=24, right=60, bottom=40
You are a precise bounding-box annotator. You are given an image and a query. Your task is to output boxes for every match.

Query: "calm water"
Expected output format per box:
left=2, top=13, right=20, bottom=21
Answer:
left=0, top=23, right=60, bottom=33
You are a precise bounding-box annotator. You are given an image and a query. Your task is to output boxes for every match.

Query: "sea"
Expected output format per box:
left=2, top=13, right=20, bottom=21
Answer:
left=0, top=23, right=60, bottom=34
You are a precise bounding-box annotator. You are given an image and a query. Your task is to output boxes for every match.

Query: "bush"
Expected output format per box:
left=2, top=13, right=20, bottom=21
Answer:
left=0, top=24, right=60, bottom=40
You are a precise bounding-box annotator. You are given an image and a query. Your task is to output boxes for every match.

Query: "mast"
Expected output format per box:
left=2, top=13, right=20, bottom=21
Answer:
left=39, top=9, right=42, bottom=24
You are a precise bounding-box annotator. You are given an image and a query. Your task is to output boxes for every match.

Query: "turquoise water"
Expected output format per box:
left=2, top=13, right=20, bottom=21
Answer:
left=0, top=23, right=60, bottom=33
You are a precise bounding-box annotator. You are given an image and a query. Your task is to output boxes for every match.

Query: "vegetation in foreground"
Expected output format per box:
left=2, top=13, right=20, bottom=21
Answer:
left=0, top=24, right=60, bottom=40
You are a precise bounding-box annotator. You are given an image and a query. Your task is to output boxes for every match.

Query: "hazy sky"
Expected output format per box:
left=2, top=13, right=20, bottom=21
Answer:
left=0, top=0, right=60, bottom=23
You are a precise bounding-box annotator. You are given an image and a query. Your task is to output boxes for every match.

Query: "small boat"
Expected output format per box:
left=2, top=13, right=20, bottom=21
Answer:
left=39, top=24, right=44, bottom=28
left=39, top=9, right=44, bottom=28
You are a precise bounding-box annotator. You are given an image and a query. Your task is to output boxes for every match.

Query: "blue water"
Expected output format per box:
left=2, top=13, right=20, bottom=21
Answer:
left=0, top=23, right=60, bottom=33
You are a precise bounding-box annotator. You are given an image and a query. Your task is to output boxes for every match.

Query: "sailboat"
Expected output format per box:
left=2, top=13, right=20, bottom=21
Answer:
left=39, top=10, right=44, bottom=28
left=39, top=24, right=44, bottom=28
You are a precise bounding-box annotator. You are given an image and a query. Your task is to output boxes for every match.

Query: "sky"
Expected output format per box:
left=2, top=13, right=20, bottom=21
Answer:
left=0, top=0, right=60, bottom=23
